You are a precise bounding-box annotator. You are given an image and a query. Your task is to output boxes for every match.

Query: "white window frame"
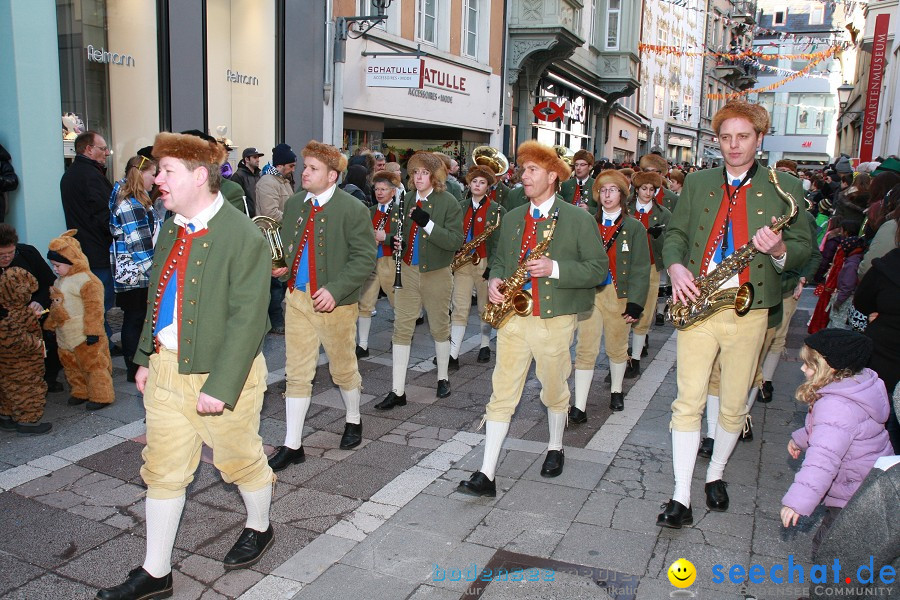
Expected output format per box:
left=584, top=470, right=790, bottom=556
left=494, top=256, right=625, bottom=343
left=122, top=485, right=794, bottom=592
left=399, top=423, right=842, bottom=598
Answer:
left=462, top=0, right=478, bottom=59
left=605, top=0, right=620, bottom=51
left=416, top=0, right=438, bottom=46
left=588, top=0, right=597, bottom=47
left=809, top=5, right=824, bottom=26
left=773, top=9, right=787, bottom=26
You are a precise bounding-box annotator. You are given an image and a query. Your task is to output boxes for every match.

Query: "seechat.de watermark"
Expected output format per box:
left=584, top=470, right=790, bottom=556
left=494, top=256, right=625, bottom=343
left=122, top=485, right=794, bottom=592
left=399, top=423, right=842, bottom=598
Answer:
left=432, top=563, right=555, bottom=583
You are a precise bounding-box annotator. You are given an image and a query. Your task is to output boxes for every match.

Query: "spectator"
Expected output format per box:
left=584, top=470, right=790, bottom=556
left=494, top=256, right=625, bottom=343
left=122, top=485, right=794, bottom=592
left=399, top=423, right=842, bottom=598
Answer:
left=230, top=147, right=264, bottom=217
left=0, top=223, right=62, bottom=391
left=341, top=164, right=371, bottom=205
left=59, top=130, right=115, bottom=344
left=858, top=185, right=900, bottom=278
left=863, top=172, right=900, bottom=239
left=0, top=142, right=18, bottom=223
left=833, top=153, right=853, bottom=175
left=827, top=235, right=866, bottom=330
left=373, top=151, right=386, bottom=173
left=435, top=153, right=464, bottom=201
left=667, top=169, right=684, bottom=195
left=110, top=155, right=162, bottom=382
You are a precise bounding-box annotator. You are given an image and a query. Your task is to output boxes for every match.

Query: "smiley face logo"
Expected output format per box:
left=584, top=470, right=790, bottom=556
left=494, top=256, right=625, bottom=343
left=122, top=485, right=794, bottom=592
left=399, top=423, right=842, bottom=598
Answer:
left=667, top=558, right=696, bottom=588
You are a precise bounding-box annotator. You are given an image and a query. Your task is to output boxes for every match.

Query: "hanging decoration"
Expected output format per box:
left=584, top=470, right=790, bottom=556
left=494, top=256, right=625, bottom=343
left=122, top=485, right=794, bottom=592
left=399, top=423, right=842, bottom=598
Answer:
left=638, top=43, right=846, bottom=61
left=707, top=48, right=838, bottom=99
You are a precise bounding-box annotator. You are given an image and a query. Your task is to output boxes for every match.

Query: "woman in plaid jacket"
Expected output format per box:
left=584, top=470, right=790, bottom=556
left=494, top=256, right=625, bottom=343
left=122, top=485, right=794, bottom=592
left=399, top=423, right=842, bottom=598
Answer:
left=109, top=154, right=163, bottom=381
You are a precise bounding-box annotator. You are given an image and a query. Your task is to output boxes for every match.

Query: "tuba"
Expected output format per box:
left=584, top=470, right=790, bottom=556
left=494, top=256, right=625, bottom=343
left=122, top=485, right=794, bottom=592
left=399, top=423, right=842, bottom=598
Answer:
left=472, top=146, right=509, bottom=177
left=252, top=215, right=287, bottom=269
left=664, top=167, right=798, bottom=330
left=553, top=145, right=575, bottom=168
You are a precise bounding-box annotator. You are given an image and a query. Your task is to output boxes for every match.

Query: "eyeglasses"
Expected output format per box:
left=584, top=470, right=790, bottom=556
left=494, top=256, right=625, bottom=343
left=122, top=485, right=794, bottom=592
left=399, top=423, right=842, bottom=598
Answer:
left=0, top=248, right=16, bottom=260
left=599, top=187, right=620, bottom=195
left=91, top=144, right=111, bottom=154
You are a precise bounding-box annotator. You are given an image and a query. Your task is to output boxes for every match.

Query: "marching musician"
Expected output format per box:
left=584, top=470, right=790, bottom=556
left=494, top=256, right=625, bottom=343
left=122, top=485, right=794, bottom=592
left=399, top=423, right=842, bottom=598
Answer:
left=268, top=141, right=376, bottom=473
left=374, top=151, right=464, bottom=410
left=457, top=141, right=606, bottom=497
left=639, top=153, right=678, bottom=212
left=448, top=165, right=506, bottom=368
left=570, top=170, right=650, bottom=421
left=625, top=170, right=672, bottom=376
left=658, top=101, right=810, bottom=529
left=356, top=170, right=402, bottom=358
left=560, top=150, right=598, bottom=213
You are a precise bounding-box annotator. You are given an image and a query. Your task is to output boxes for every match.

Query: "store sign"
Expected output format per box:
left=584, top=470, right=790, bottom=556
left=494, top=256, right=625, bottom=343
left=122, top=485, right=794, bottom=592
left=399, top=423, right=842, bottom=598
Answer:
left=86, top=44, right=135, bottom=67
left=422, top=63, right=467, bottom=94
left=366, top=58, right=424, bottom=88
left=407, top=88, right=453, bottom=104
left=802, top=141, right=813, bottom=148
left=227, top=69, right=259, bottom=85
left=533, top=100, right=566, bottom=122
left=859, top=13, right=890, bottom=162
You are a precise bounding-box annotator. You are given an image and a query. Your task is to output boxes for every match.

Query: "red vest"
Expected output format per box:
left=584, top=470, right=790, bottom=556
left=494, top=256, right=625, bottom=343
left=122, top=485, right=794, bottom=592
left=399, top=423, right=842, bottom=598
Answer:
left=462, top=197, right=492, bottom=259
left=372, top=206, right=393, bottom=257
left=633, top=204, right=655, bottom=265
left=520, top=211, right=546, bottom=316
left=287, top=203, right=321, bottom=293
left=700, top=184, right=751, bottom=284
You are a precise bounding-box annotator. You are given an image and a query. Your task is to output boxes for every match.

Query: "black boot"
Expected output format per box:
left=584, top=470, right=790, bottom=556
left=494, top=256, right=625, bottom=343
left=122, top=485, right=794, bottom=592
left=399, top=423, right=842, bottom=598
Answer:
left=705, top=480, right=729, bottom=511
left=96, top=567, right=173, bottom=600
left=447, top=357, right=459, bottom=372
left=609, top=392, right=624, bottom=412
left=642, top=336, right=649, bottom=357
left=477, top=347, right=491, bottom=363
left=355, top=345, right=369, bottom=358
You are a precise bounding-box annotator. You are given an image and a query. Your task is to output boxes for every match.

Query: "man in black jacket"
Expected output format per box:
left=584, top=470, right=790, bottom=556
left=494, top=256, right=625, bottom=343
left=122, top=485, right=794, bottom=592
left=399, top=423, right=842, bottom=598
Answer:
left=230, top=147, right=263, bottom=217
left=59, top=131, right=115, bottom=342
left=0, top=143, right=18, bottom=223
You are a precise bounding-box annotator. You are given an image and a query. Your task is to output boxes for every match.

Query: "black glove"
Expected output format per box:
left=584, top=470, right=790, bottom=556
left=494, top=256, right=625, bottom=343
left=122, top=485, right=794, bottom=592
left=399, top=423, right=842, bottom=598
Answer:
left=647, top=225, right=665, bottom=238
left=622, top=302, right=643, bottom=320
left=410, top=207, right=431, bottom=227
left=85, top=335, right=99, bottom=346
left=482, top=267, right=491, bottom=281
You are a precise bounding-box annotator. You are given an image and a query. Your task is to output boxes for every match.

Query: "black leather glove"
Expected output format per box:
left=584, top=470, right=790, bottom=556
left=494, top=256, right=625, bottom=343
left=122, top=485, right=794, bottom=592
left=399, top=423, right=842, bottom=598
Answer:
left=410, top=207, right=431, bottom=227
left=85, top=335, right=99, bottom=346
left=482, top=267, right=491, bottom=281
left=622, top=302, right=643, bottom=320
left=647, top=225, right=665, bottom=238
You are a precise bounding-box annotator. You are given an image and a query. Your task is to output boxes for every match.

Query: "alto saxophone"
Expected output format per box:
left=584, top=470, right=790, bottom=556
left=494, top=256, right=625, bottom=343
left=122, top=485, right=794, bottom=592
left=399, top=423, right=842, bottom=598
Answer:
left=665, top=167, right=798, bottom=330
left=483, top=209, right=559, bottom=329
left=451, top=213, right=501, bottom=273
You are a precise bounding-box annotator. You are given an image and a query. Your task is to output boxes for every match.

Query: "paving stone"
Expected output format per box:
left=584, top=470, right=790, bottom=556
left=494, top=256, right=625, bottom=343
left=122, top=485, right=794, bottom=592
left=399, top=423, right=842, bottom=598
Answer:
left=270, top=487, right=361, bottom=532
left=407, top=584, right=462, bottom=600
left=344, top=439, right=430, bottom=471
left=520, top=457, right=605, bottom=490
left=291, top=563, right=417, bottom=600
left=266, top=456, right=334, bottom=487
left=303, top=460, right=403, bottom=500
left=610, top=496, right=668, bottom=535
left=242, top=575, right=303, bottom=600
left=391, top=493, right=492, bottom=540
left=465, top=507, right=570, bottom=555
left=75, top=439, right=145, bottom=484
left=1, top=572, right=97, bottom=600
left=11, top=463, right=93, bottom=498
left=0, top=463, right=48, bottom=491
left=0, top=553, right=43, bottom=596
left=211, top=567, right=265, bottom=597
left=178, top=553, right=226, bottom=584
left=56, top=532, right=149, bottom=588
left=552, top=523, right=657, bottom=576
left=659, top=538, right=751, bottom=596
left=272, top=533, right=357, bottom=583
left=369, top=466, right=444, bottom=507
left=495, top=479, right=591, bottom=522
left=478, top=570, right=604, bottom=600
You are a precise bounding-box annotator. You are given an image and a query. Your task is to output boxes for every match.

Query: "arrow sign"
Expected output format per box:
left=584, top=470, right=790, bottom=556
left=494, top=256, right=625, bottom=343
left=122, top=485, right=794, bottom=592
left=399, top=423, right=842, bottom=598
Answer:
left=533, top=100, right=566, bottom=122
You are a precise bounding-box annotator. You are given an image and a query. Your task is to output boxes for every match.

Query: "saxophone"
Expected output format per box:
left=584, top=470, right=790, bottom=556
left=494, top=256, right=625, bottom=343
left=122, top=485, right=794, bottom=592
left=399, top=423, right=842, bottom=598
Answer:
left=451, top=213, right=501, bottom=273
left=665, top=167, right=798, bottom=330
left=483, top=209, right=559, bottom=329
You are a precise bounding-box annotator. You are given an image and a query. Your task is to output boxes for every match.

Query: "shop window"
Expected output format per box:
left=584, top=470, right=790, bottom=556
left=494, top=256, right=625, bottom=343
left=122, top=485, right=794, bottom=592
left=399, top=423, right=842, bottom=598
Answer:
left=417, top=0, right=438, bottom=45
left=606, top=0, right=620, bottom=51
left=206, top=0, right=276, bottom=169
left=588, top=0, right=596, bottom=47
left=462, top=0, right=478, bottom=59
left=786, top=93, right=834, bottom=135
left=57, top=0, right=160, bottom=177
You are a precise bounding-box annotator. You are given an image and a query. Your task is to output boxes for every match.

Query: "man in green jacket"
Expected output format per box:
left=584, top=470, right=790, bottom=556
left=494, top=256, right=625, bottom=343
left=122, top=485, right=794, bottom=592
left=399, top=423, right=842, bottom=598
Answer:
left=268, top=142, right=376, bottom=472
left=560, top=149, right=597, bottom=213
left=658, top=101, right=811, bottom=529
left=457, top=141, right=607, bottom=497
left=99, top=132, right=274, bottom=600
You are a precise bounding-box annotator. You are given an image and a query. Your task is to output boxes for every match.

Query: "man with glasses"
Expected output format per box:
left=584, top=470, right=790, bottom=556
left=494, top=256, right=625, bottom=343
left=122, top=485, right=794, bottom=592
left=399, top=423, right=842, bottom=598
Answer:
left=60, top=130, right=116, bottom=347
left=561, top=150, right=597, bottom=213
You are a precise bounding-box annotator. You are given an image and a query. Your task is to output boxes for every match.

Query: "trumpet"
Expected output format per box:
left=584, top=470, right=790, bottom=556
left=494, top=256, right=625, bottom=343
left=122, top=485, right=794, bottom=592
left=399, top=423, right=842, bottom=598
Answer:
left=252, top=215, right=287, bottom=269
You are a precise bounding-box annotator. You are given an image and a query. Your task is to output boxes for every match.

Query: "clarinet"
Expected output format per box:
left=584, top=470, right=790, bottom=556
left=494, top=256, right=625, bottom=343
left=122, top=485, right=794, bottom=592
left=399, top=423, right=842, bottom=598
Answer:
left=393, top=191, right=404, bottom=289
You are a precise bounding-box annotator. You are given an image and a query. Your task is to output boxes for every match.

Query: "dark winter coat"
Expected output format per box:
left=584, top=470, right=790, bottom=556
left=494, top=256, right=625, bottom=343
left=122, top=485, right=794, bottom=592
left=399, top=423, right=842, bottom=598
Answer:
left=229, top=162, right=260, bottom=217
left=855, top=248, right=900, bottom=397
left=0, top=143, right=18, bottom=221
left=60, top=154, right=114, bottom=269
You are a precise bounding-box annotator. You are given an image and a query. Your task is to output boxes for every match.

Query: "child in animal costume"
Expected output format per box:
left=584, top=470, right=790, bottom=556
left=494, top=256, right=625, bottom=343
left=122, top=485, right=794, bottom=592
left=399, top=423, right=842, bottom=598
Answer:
left=44, top=230, right=115, bottom=409
left=0, top=267, right=51, bottom=434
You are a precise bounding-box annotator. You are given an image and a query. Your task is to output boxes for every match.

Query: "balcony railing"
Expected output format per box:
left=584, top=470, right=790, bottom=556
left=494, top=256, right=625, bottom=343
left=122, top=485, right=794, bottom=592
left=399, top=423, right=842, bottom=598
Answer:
left=730, top=0, right=757, bottom=25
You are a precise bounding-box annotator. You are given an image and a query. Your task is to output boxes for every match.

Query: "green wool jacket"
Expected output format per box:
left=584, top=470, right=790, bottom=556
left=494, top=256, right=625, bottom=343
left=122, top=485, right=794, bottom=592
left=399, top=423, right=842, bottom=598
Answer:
left=489, top=196, right=608, bottom=318
left=560, top=176, right=598, bottom=213
left=135, top=201, right=270, bottom=408
left=221, top=178, right=251, bottom=216
left=280, top=187, right=376, bottom=305
left=391, top=189, right=464, bottom=272
left=490, top=182, right=508, bottom=208
left=659, top=187, right=678, bottom=212
left=501, top=186, right=529, bottom=212
left=446, top=176, right=465, bottom=201
left=599, top=215, right=651, bottom=304
left=662, top=163, right=811, bottom=310
left=626, top=197, right=673, bottom=271
left=781, top=209, right=822, bottom=296
left=457, top=196, right=507, bottom=260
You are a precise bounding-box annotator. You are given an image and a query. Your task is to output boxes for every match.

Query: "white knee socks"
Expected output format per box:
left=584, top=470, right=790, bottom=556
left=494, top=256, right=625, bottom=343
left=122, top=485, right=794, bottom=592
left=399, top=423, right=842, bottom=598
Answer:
left=547, top=409, right=566, bottom=452
left=357, top=316, right=372, bottom=350
left=631, top=333, right=647, bottom=361
left=761, top=351, right=780, bottom=381
left=284, top=396, right=311, bottom=449
left=341, top=387, right=361, bottom=425
left=142, top=494, right=186, bottom=578
left=574, top=369, right=594, bottom=412
left=672, top=430, right=701, bottom=507
left=392, top=344, right=411, bottom=395
left=449, top=324, right=466, bottom=359
left=480, top=322, right=491, bottom=348
left=706, top=425, right=740, bottom=482
left=745, top=386, right=760, bottom=413
left=239, top=483, right=272, bottom=532
left=435, top=340, right=451, bottom=380
left=479, top=420, right=510, bottom=481
left=705, top=394, right=720, bottom=439
left=609, top=360, right=627, bottom=394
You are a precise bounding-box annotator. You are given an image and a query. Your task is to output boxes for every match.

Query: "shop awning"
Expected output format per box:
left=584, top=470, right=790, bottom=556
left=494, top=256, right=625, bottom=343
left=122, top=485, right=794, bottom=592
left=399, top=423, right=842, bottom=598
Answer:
left=703, top=147, right=723, bottom=159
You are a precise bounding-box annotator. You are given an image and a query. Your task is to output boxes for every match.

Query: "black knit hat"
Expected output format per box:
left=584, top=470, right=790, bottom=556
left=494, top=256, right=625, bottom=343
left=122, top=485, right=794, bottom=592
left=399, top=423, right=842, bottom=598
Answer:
left=46, top=249, right=72, bottom=265
left=805, top=329, right=873, bottom=372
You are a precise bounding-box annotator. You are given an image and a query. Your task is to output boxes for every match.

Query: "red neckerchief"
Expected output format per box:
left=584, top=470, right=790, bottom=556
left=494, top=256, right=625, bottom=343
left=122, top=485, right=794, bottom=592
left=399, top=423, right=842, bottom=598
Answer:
left=403, top=199, right=423, bottom=266
left=287, top=202, right=322, bottom=292
left=600, top=214, right=624, bottom=289
left=521, top=210, right=547, bottom=316
left=372, top=204, right=393, bottom=257
left=463, top=197, right=491, bottom=259
left=700, top=184, right=751, bottom=284
left=152, top=225, right=207, bottom=352
left=633, top=202, right=655, bottom=265
left=655, top=187, right=665, bottom=203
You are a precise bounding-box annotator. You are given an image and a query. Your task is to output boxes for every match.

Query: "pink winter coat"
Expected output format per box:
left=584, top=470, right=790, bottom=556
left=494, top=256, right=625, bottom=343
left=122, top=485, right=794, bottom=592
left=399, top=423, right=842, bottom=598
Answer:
left=782, top=368, right=893, bottom=516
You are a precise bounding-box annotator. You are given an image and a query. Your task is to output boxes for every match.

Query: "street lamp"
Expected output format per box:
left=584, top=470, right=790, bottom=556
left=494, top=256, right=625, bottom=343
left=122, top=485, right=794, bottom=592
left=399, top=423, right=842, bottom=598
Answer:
left=836, top=82, right=853, bottom=111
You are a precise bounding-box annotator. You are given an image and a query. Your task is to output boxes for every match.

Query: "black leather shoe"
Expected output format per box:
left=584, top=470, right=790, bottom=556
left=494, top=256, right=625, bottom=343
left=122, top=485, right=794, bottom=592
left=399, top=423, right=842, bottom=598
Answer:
left=759, top=380, right=774, bottom=403
left=642, top=336, right=649, bottom=357
left=477, top=347, right=491, bottom=363
left=697, top=437, right=714, bottom=458
left=568, top=406, right=587, bottom=424
left=46, top=380, right=64, bottom=393
left=655, top=313, right=665, bottom=326
left=267, top=446, right=305, bottom=472
left=68, top=396, right=88, bottom=406
left=86, top=401, right=110, bottom=411
left=339, top=422, right=362, bottom=449
left=415, top=316, right=425, bottom=326
left=609, top=392, right=624, bottom=412
left=0, top=415, right=18, bottom=431
left=740, top=415, right=753, bottom=442
left=223, top=525, right=274, bottom=570
left=447, top=357, right=459, bottom=372
left=705, top=480, right=729, bottom=511
left=96, top=567, right=173, bottom=600
left=624, top=359, right=641, bottom=379
left=355, top=345, right=369, bottom=358
left=374, top=391, right=406, bottom=410
left=17, top=422, right=52, bottom=435
left=656, top=500, right=693, bottom=529
left=457, top=471, right=496, bottom=497
left=540, top=450, right=564, bottom=477
left=436, top=379, right=451, bottom=398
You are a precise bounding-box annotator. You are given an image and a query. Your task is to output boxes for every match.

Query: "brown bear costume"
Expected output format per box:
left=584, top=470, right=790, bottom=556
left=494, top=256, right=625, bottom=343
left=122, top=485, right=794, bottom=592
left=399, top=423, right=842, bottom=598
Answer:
left=0, top=267, right=49, bottom=428
left=44, top=230, right=115, bottom=407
